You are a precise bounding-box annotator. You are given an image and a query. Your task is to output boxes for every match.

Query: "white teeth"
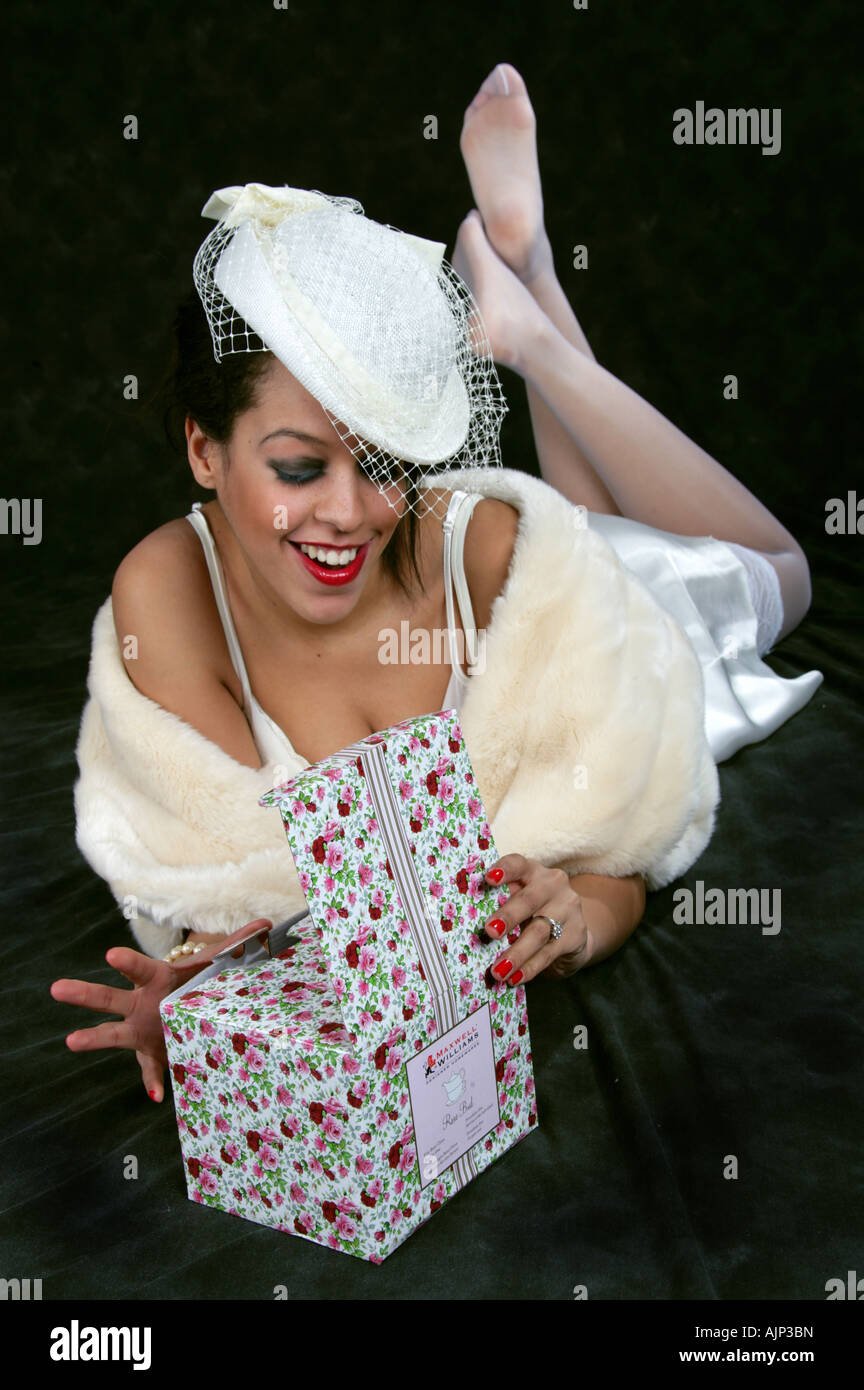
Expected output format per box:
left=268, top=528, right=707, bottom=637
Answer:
left=298, top=542, right=359, bottom=566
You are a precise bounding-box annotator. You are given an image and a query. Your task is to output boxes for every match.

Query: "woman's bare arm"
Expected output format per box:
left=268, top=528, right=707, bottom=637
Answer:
left=111, top=521, right=262, bottom=769
left=568, top=871, right=646, bottom=967
left=461, top=496, right=521, bottom=636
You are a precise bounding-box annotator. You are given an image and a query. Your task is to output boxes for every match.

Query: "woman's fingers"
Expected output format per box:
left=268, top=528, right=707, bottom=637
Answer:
left=104, top=947, right=170, bottom=989
left=163, top=918, right=276, bottom=980
left=63, top=1017, right=136, bottom=1052
left=53, top=927, right=276, bottom=1092
left=224, top=918, right=274, bottom=951
left=541, top=928, right=595, bottom=980
left=50, top=975, right=136, bottom=1020
left=482, top=855, right=590, bottom=985
left=488, top=915, right=559, bottom=984
left=50, top=950, right=174, bottom=1031
left=484, top=852, right=534, bottom=891
left=490, top=911, right=583, bottom=985
left=137, top=1049, right=166, bottom=1103
left=487, top=860, right=571, bottom=930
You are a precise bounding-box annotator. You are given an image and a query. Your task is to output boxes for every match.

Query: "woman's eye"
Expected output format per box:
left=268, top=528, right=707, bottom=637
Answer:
left=270, top=461, right=323, bottom=485
left=269, top=458, right=406, bottom=487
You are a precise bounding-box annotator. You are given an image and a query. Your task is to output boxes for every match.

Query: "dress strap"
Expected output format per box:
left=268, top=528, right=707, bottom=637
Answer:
left=185, top=503, right=254, bottom=718
left=442, top=490, right=482, bottom=682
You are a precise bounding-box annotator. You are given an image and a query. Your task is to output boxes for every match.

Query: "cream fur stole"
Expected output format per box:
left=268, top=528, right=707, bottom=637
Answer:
left=74, top=466, right=719, bottom=958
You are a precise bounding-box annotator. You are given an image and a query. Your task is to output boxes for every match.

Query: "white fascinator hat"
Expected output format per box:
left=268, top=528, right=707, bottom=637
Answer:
left=192, top=182, right=508, bottom=519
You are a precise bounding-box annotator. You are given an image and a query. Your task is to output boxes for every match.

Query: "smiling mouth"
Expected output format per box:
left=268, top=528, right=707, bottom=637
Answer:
left=293, top=539, right=370, bottom=565
left=288, top=538, right=372, bottom=583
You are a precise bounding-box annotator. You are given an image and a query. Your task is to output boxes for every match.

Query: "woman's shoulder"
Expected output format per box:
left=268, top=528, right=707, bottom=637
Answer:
left=110, top=515, right=261, bottom=766
left=455, top=491, right=521, bottom=632
left=111, top=516, right=221, bottom=657
left=112, top=512, right=256, bottom=709
left=112, top=514, right=201, bottom=576
left=421, top=485, right=519, bottom=631
left=424, top=485, right=520, bottom=632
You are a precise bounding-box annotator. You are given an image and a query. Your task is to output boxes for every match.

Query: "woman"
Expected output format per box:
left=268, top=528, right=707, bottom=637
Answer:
left=52, top=64, right=820, bottom=1104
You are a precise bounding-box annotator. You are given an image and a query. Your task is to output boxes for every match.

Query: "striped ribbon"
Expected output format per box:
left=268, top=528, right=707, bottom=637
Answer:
left=330, top=738, right=478, bottom=1190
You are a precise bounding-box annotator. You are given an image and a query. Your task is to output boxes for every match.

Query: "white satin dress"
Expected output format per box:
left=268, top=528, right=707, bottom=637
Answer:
left=587, top=512, right=823, bottom=763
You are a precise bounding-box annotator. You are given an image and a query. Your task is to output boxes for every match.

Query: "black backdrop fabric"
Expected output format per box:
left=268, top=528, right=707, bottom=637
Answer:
left=1, top=0, right=861, bottom=1304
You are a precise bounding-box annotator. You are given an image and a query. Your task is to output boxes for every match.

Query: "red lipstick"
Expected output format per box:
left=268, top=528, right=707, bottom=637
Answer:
left=290, top=540, right=371, bottom=587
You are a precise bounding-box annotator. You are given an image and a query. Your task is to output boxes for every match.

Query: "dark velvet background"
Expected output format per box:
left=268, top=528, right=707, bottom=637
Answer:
left=1, top=0, right=861, bottom=1305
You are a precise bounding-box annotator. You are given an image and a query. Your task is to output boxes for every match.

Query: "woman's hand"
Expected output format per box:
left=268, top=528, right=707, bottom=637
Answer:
left=481, top=855, right=593, bottom=983
left=50, top=919, right=274, bottom=1103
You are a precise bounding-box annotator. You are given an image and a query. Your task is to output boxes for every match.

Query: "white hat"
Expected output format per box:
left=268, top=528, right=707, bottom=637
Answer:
left=192, top=182, right=508, bottom=518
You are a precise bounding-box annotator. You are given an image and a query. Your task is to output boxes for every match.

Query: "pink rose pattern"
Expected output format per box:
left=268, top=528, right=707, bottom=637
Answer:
left=161, top=711, right=538, bottom=1263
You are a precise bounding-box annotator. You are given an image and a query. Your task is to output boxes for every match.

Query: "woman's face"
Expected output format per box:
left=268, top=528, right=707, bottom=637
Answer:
left=187, top=358, right=409, bottom=632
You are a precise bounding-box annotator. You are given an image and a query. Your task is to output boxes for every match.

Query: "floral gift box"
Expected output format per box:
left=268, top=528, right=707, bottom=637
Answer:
left=159, top=708, right=538, bottom=1263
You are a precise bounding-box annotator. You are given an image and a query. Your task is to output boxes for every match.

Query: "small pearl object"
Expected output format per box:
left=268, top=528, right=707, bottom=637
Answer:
left=162, top=940, right=207, bottom=963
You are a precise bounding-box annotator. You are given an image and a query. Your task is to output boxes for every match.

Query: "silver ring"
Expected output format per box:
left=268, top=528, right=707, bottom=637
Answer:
left=533, top=914, right=564, bottom=942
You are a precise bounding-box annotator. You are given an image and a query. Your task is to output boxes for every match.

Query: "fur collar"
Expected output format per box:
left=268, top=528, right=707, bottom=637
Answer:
left=74, top=467, right=718, bottom=957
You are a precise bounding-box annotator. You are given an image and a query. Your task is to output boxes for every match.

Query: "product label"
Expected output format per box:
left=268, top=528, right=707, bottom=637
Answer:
left=406, top=1003, right=500, bottom=1187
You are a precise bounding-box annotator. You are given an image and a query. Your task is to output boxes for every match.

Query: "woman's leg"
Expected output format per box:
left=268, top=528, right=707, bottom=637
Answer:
left=457, top=64, right=812, bottom=639
left=460, top=64, right=618, bottom=515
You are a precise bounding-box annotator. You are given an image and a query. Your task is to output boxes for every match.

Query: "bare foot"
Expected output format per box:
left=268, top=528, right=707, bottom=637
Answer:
left=451, top=209, right=546, bottom=374
left=460, top=63, right=553, bottom=284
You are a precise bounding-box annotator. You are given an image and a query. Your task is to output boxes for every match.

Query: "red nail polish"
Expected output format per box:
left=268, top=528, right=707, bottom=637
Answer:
left=149, top=1090, right=158, bottom=1101
left=486, top=917, right=506, bottom=937
left=492, top=958, right=512, bottom=979
left=509, top=970, right=524, bottom=985
left=487, top=867, right=504, bottom=883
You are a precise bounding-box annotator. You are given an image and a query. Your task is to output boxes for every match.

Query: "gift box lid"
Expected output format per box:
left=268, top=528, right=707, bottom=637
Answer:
left=257, top=709, right=514, bottom=1050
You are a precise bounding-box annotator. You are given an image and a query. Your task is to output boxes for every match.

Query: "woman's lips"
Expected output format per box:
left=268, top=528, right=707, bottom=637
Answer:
left=289, top=539, right=371, bottom=586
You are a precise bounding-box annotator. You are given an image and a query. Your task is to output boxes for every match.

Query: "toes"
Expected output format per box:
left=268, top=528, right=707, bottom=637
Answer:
left=497, top=63, right=527, bottom=98
left=480, top=64, right=510, bottom=99
left=466, top=62, right=525, bottom=119
left=476, top=62, right=527, bottom=104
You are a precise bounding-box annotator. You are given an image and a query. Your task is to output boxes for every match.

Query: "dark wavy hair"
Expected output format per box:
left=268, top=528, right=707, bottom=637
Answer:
left=158, top=288, right=427, bottom=599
